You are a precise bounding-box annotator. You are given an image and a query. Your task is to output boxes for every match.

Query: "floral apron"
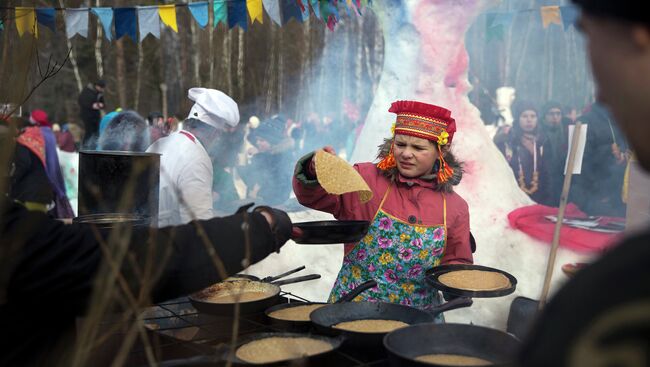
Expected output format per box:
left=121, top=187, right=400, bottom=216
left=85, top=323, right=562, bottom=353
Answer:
left=328, top=184, right=447, bottom=319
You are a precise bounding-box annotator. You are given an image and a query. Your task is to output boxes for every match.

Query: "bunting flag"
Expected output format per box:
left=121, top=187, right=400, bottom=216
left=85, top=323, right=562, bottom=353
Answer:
left=138, top=6, right=160, bottom=41
left=115, top=7, right=137, bottom=41
left=15, top=7, right=37, bottom=38
left=213, top=1, right=228, bottom=27
left=91, top=7, right=114, bottom=41
left=263, top=0, right=282, bottom=25
left=188, top=2, right=209, bottom=28
left=0, top=20, right=4, bottom=31
left=299, top=0, right=310, bottom=21
left=247, top=0, right=264, bottom=24
left=159, top=5, right=178, bottom=32
left=560, top=5, right=579, bottom=30
left=281, top=0, right=304, bottom=23
left=36, top=8, right=56, bottom=33
left=309, top=0, right=321, bottom=19
left=65, top=8, right=89, bottom=39
left=540, top=6, right=562, bottom=29
left=228, top=0, right=248, bottom=30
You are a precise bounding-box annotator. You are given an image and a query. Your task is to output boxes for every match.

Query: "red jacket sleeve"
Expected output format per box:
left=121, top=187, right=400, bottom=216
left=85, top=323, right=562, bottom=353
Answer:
left=441, top=195, right=473, bottom=265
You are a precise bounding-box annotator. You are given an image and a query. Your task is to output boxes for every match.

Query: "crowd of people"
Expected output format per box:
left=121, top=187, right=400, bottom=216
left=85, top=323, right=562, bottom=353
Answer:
left=492, top=99, right=629, bottom=217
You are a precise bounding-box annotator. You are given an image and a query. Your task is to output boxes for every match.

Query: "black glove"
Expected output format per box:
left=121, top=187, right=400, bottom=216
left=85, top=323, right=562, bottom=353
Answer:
left=235, top=202, right=255, bottom=214
left=253, top=206, right=292, bottom=253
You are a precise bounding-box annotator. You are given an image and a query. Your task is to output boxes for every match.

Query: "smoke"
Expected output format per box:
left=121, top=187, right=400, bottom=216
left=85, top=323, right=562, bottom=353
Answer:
left=97, top=111, right=151, bottom=152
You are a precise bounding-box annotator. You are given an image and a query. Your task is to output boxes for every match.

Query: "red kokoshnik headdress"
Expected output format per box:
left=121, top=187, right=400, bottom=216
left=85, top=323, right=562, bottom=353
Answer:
left=377, top=100, right=457, bottom=183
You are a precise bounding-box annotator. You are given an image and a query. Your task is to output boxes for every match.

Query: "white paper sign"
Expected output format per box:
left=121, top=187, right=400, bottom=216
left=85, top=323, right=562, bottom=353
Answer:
left=564, top=124, right=588, bottom=175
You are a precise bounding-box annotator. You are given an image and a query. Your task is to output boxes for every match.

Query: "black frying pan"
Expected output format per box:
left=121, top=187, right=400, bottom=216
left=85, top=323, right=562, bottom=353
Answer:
left=155, top=332, right=344, bottom=366
left=383, top=323, right=521, bottom=366
left=219, top=332, right=345, bottom=366
left=264, top=280, right=378, bottom=331
left=189, top=274, right=321, bottom=316
left=309, top=297, right=473, bottom=349
left=292, top=220, right=370, bottom=244
left=426, top=264, right=517, bottom=298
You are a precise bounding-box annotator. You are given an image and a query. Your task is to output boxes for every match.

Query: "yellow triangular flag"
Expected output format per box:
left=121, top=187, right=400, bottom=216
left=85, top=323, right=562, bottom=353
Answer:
left=247, top=0, right=263, bottom=24
left=540, top=6, right=562, bottom=29
left=16, top=7, right=37, bottom=38
left=159, top=5, right=178, bottom=33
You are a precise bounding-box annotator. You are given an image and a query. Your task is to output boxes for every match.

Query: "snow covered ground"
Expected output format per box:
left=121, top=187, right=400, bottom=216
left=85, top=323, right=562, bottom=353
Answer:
left=245, top=0, right=593, bottom=331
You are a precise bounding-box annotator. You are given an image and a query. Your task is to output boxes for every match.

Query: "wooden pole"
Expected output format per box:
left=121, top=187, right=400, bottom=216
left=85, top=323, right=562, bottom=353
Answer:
left=539, top=122, right=583, bottom=308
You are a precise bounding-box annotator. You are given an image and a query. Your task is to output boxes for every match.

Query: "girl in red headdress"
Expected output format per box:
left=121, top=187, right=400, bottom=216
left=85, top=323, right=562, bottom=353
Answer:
left=293, top=101, right=472, bottom=313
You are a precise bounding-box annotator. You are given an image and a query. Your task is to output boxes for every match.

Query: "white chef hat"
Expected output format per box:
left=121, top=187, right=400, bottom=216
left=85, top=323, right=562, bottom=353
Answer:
left=186, top=88, right=240, bottom=129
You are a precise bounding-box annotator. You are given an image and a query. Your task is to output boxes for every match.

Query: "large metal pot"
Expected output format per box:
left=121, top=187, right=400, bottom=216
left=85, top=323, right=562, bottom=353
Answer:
left=78, top=150, right=160, bottom=225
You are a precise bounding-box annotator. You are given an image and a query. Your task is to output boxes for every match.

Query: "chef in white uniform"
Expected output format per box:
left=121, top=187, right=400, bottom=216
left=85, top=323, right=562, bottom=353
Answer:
left=147, top=88, right=240, bottom=227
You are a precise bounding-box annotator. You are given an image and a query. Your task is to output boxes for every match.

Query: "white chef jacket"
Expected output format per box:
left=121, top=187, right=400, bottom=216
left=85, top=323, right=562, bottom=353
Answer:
left=146, top=130, right=214, bottom=227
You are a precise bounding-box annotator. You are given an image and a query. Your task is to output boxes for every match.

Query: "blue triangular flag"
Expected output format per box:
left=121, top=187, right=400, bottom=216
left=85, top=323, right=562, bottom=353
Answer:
left=298, top=0, right=310, bottom=21
left=227, top=0, right=248, bottom=30
left=0, top=20, right=4, bottom=31
left=114, top=7, right=137, bottom=41
left=281, top=0, right=304, bottom=23
left=65, top=8, right=89, bottom=39
left=36, top=8, right=56, bottom=32
left=263, top=0, right=282, bottom=25
left=560, top=5, right=579, bottom=30
left=137, top=6, right=160, bottom=41
left=91, top=7, right=114, bottom=41
left=188, top=2, right=209, bottom=28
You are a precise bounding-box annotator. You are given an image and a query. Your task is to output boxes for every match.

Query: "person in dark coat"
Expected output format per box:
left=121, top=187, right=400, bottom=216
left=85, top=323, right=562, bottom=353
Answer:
left=78, top=80, right=106, bottom=149
left=540, top=101, right=571, bottom=205
left=519, top=1, right=650, bottom=366
left=494, top=102, right=555, bottom=206
left=240, top=115, right=294, bottom=206
left=570, top=103, right=628, bottom=216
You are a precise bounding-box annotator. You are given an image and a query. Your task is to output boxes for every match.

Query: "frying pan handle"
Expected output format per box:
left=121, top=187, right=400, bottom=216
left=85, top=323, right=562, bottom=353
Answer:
left=428, top=296, right=473, bottom=316
left=337, top=280, right=378, bottom=303
left=270, top=274, right=321, bottom=286
left=261, top=265, right=306, bottom=283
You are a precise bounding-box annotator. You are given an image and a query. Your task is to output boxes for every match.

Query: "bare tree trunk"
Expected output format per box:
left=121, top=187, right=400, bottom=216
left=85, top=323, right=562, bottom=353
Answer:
left=134, top=41, right=143, bottom=111
left=265, top=25, right=277, bottom=114
left=223, top=32, right=233, bottom=97
left=208, top=13, right=215, bottom=86
left=94, top=0, right=104, bottom=78
left=298, top=18, right=311, bottom=121
left=115, top=38, right=128, bottom=108
left=191, top=17, right=200, bottom=86
left=355, top=16, right=363, bottom=110
left=237, top=28, right=245, bottom=101
left=277, top=28, right=284, bottom=112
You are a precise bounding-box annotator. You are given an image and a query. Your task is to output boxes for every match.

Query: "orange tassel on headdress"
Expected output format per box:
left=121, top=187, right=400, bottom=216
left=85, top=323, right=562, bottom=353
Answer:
left=377, top=141, right=397, bottom=170
left=436, top=145, right=454, bottom=183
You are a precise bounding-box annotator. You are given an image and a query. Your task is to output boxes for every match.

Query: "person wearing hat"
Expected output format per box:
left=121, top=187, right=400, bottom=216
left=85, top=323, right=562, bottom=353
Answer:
left=293, top=101, right=472, bottom=313
left=494, top=101, right=555, bottom=206
left=147, top=88, right=240, bottom=227
left=518, top=1, right=650, bottom=366
left=78, top=80, right=106, bottom=149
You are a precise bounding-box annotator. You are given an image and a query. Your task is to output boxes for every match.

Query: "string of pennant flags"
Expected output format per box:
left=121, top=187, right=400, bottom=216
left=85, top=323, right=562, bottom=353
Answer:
left=0, top=2, right=577, bottom=43
left=485, top=5, right=580, bottom=42
left=0, top=0, right=370, bottom=41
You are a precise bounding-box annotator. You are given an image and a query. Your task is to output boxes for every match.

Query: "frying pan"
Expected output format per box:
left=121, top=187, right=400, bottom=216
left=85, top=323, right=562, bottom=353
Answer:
left=189, top=274, right=321, bottom=316
left=383, top=323, right=521, bottom=366
left=219, top=332, right=345, bottom=366
left=264, top=280, right=378, bottom=331
left=426, top=264, right=518, bottom=298
left=292, top=220, right=370, bottom=244
left=309, top=297, right=473, bottom=349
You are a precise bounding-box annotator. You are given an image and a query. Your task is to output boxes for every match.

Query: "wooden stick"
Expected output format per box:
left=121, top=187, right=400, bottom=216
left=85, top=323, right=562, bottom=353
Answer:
left=539, top=122, right=583, bottom=308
